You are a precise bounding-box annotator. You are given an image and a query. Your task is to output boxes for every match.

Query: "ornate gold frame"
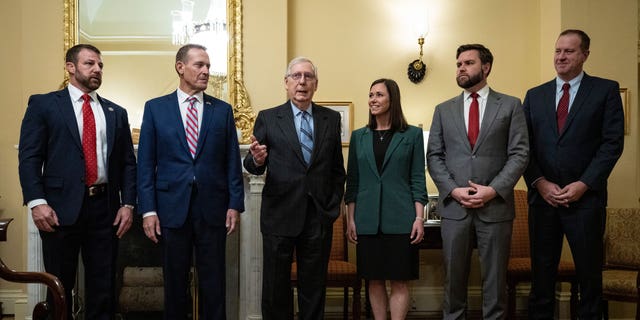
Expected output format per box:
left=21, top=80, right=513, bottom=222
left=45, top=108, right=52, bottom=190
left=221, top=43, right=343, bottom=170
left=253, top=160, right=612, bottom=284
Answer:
left=62, top=0, right=255, bottom=144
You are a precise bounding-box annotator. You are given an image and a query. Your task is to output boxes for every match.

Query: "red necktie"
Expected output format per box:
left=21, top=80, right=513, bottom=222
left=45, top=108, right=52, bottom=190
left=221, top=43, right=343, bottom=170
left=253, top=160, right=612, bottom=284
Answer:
left=186, top=97, right=198, bottom=158
left=468, top=92, right=479, bottom=149
left=82, top=94, right=97, bottom=186
left=557, top=83, right=570, bottom=132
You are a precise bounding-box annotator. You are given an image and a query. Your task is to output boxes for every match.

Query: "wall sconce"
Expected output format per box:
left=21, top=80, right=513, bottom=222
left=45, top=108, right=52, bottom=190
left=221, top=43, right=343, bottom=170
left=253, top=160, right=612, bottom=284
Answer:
left=407, top=20, right=429, bottom=84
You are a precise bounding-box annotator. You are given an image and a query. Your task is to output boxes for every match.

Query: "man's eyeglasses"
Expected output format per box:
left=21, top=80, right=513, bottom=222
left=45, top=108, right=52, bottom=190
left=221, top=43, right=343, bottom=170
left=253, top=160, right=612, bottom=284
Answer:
left=287, top=72, right=316, bottom=81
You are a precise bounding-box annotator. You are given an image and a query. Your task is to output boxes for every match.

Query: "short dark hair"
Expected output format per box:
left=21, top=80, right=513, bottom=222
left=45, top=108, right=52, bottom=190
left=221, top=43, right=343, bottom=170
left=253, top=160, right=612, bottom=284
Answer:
left=559, top=29, right=590, bottom=53
left=456, top=44, right=493, bottom=76
left=65, top=44, right=101, bottom=64
left=176, top=44, right=207, bottom=64
left=367, top=78, right=408, bottom=132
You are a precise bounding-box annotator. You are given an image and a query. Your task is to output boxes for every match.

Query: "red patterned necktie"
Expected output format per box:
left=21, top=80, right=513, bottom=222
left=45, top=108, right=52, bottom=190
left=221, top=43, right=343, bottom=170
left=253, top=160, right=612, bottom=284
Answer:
left=81, top=93, right=97, bottom=186
left=557, top=83, right=570, bottom=132
left=186, top=97, right=198, bottom=158
left=468, top=92, right=479, bottom=149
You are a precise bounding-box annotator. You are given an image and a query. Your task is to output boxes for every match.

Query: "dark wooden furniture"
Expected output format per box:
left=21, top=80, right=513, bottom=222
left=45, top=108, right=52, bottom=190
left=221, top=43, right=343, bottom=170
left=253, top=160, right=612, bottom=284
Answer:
left=0, top=218, right=67, bottom=320
left=291, top=206, right=361, bottom=320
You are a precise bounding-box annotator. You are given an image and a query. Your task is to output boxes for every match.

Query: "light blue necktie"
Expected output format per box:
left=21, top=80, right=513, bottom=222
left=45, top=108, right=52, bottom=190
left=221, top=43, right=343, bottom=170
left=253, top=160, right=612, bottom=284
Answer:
left=299, top=111, right=313, bottom=165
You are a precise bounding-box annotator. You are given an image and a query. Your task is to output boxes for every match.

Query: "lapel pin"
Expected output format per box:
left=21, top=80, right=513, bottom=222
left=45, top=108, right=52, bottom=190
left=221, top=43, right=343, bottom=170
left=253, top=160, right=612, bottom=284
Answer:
left=205, top=101, right=212, bottom=105
left=108, top=107, right=114, bottom=111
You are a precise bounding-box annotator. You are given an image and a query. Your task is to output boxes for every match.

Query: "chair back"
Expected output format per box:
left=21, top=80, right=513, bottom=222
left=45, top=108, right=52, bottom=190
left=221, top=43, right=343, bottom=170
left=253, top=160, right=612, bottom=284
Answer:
left=509, top=189, right=530, bottom=258
left=604, top=208, right=640, bottom=269
left=329, top=203, right=348, bottom=261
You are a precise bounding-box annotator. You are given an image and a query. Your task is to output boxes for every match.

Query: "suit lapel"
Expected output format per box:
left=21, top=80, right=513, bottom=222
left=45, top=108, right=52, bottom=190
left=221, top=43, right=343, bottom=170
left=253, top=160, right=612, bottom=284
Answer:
left=58, top=88, right=83, bottom=151
left=474, top=89, right=500, bottom=150
left=195, top=94, right=215, bottom=159
left=309, top=103, right=328, bottom=165
left=541, top=80, right=560, bottom=137
left=275, top=103, right=306, bottom=165
left=561, top=74, right=592, bottom=137
left=361, top=128, right=379, bottom=178
left=381, top=130, right=405, bottom=171
left=97, top=95, right=116, bottom=159
left=168, top=92, right=192, bottom=157
left=451, top=94, right=471, bottom=150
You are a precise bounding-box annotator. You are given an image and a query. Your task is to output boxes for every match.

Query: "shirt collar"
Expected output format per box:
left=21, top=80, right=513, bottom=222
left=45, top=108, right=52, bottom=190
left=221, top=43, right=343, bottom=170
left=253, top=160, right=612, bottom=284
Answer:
left=463, top=84, right=490, bottom=100
left=555, top=71, right=584, bottom=91
left=177, top=88, right=204, bottom=104
left=68, top=83, right=97, bottom=103
left=290, top=101, right=313, bottom=116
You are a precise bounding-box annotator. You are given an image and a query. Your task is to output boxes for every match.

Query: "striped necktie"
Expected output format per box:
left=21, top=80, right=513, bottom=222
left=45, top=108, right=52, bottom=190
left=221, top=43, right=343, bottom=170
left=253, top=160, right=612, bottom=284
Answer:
left=299, top=111, right=313, bottom=165
left=186, top=96, right=198, bottom=158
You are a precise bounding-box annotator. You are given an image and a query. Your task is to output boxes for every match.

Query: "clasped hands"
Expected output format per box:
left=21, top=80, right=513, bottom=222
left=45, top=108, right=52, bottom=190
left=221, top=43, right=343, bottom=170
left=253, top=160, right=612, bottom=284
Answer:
left=535, top=178, right=587, bottom=208
left=452, top=181, right=497, bottom=209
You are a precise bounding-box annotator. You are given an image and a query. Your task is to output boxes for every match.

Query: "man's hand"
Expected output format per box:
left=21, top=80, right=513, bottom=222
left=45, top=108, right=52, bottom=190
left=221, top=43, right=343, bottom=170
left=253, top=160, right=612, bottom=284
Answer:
left=467, top=181, right=497, bottom=204
left=534, top=178, right=563, bottom=207
left=113, top=206, right=133, bottom=238
left=553, top=181, right=588, bottom=207
left=226, top=209, right=239, bottom=235
left=451, top=187, right=484, bottom=208
left=143, top=215, right=162, bottom=243
left=248, top=135, right=268, bottom=166
left=31, top=204, right=59, bottom=232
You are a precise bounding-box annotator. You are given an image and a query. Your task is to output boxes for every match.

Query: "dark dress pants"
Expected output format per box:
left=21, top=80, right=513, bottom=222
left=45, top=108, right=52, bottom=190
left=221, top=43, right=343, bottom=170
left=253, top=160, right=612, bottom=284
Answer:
left=161, top=188, right=227, bottom=320
left=40, top=191, right=117, bottom=320
left=261, top=200, right=333, bottom=320
left=528, top=205, right=605, bottom=320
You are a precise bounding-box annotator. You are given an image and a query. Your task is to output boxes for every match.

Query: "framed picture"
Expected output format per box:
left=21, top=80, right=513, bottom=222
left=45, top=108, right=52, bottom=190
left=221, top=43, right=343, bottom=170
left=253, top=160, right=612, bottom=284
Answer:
left=317, top=101, right=353, bottom=146
left=620, top=88, right=629, bottom=135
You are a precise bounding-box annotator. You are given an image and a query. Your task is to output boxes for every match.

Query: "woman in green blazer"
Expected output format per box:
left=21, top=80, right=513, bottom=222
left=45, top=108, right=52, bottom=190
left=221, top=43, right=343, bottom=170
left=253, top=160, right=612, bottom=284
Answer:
left=345, top=78, right=428, bottom=319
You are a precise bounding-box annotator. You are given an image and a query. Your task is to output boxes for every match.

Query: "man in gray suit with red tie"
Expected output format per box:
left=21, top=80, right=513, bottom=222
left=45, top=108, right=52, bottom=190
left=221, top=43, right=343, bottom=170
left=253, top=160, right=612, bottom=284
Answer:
left=524, top=29, right=624, bottom=320
left=19, top=44, right=137, bottom=319
left=137, top=44, right=244, bottom=320
left=427, top=44, right=529, bottom=320
left=243, top=57, right=345, bottom=320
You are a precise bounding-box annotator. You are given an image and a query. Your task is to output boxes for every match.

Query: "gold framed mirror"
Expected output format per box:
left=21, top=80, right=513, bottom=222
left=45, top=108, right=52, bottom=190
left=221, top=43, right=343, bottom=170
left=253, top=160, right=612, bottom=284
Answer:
left=63, top=0, right=254, bottom=144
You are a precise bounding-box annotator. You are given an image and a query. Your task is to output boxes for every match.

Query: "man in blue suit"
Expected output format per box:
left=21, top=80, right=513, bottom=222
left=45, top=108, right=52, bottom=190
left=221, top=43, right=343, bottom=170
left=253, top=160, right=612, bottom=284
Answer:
left=137, top=44, right=244, bottom=320
left=18, top=44, right=137, bottom=319
left=524, top=29, right=624, bottom=320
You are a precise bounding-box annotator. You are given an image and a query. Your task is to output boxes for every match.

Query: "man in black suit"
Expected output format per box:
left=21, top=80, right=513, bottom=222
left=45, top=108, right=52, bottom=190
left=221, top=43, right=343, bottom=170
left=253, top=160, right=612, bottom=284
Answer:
left=243, top=56, right=346, bottom=320
left=523, top=29, right=624, bottom=320
left=18, top=44, right=137, bottom=319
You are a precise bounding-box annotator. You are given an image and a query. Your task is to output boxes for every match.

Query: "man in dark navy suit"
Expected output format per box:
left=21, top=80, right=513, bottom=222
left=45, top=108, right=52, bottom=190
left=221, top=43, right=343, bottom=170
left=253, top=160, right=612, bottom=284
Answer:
left=18, top=44, right=137, bottom=319
left=137, top=44, right=244, bottom=320
left=524, top=29, right=625, bottom=320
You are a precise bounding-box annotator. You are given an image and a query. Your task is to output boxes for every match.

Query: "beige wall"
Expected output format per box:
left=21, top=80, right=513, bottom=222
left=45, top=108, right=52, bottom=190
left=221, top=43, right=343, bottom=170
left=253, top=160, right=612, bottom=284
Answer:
left=1, top=0, right=638, bottom=316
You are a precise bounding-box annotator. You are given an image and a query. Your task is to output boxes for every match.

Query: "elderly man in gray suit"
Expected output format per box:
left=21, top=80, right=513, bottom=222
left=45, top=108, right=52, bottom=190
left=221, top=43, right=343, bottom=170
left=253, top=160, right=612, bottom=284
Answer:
left=427, top=44, right=529, bottom=320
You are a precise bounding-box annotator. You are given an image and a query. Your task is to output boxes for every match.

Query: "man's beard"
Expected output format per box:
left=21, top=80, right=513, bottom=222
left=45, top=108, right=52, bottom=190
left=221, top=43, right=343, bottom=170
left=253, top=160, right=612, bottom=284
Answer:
left=457, top=72, right=484, bottom=89
left=76, top=74, right=102, bottom=91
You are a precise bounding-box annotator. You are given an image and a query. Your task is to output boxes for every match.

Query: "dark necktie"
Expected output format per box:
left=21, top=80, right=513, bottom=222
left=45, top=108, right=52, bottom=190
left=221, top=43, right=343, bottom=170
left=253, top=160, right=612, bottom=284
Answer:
left=468, top=92, right=479, bottom=149
left=557, top=83, right=570, bottom=132
left=81, top=93, right=97, bottom=186
left=299, top=111, right=313, bottom=165
left=186, top=96, right=198, bottom=158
